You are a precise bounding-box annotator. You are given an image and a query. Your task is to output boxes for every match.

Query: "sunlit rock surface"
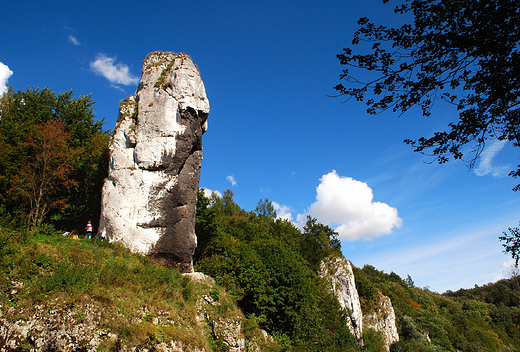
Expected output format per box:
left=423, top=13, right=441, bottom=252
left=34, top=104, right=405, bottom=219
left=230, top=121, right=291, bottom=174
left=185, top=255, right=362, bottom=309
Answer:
left=321, top=256, right=399, bottom=350
left=320, top=257, right=364, bottom=339
left=100, top=52, right=209, bottom=273
left=364, top=291, right=400, bottom=351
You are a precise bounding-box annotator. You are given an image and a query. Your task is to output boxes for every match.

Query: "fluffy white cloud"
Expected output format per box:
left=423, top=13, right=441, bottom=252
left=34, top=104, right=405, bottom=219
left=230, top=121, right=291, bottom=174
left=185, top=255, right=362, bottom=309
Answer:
left=90, top=54, right=139, bottom=86
left=0, top=62, right=13, bottom=95
left=226, top=175, right=237, bottom=186
left=202, top=187, right=222, bottom=199
left=272, top=202, right=293, bottom=221
left=68, top=35, right=80, bottom=46
left=297, top=170, right=402, bottom=240
left=474, top=140, right=510, bottom=178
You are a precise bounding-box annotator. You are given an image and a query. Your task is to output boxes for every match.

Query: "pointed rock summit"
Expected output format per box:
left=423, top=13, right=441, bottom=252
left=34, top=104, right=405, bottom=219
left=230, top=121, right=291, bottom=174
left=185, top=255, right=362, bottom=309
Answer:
left=99, top=52, right=209, bottom=273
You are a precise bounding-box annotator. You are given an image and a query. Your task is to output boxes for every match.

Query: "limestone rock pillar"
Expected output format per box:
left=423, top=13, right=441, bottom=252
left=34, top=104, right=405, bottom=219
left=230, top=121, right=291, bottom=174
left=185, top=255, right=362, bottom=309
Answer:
left=100, top=52, right=209, bottom=273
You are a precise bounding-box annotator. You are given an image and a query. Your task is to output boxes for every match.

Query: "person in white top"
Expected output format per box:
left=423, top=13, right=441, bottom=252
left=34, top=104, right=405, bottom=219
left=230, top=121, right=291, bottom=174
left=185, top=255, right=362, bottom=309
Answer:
left=85, top=221, right=93, bottom=239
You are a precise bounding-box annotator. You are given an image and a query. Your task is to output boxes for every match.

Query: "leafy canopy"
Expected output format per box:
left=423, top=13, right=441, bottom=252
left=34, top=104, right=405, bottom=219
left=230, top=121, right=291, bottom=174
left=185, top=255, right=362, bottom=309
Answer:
left=0, top=87, right=109, bottom=230
left=194, top=190, right=356, bottom=351
left=194, top=190, right=520, bottom=351
left=9, top=120, right=80, bottom=227
left=334, top=0, right=520, bottom=187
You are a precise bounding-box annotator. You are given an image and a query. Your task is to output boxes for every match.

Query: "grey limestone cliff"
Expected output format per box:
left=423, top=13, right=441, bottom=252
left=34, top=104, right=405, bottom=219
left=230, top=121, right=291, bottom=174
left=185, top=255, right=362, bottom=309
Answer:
left=99, top=52, right=209, bottom=273
left=320, top=257, right=364, bottom=339
left=321, top=256, right=399, bottom=351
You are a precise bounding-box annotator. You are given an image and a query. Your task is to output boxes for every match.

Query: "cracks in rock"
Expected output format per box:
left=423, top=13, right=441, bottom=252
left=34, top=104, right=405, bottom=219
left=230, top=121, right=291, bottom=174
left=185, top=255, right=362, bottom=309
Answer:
left=141, top=163, right=168, bottom=172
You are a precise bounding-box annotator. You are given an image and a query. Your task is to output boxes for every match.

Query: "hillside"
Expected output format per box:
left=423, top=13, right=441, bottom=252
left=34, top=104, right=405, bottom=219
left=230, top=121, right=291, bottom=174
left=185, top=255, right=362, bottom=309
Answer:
left=0, top=225, right=274, bottom=351
left=1, top=190, right=519, bottom=351
left=194, top=190, right=520, bottom=352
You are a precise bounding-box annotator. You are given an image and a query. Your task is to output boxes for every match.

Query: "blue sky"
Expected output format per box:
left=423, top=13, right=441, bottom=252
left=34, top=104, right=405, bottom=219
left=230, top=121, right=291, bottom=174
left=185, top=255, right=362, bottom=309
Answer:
left=1, top=0, right=519, bottom=293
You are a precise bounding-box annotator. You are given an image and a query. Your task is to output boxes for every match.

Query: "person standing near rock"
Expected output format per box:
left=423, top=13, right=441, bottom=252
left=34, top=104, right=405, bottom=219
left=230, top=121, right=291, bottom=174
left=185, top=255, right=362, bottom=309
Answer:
left=85, top=221, right=93, bottom=239
left=97, top=227, right=106, bottom=240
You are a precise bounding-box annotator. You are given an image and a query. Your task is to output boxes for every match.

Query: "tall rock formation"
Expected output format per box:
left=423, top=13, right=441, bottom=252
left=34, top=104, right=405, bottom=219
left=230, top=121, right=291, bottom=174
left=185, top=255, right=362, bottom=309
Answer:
left=99, top=52, right=209, bottom=273
left=320, top=257, right=364, bottom=339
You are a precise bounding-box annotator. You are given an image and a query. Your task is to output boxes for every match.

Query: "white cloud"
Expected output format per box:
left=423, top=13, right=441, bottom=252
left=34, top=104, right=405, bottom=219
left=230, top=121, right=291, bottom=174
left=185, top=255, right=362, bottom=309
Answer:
left=474, top=140, right=510, bottom=178
left=226, top=175, right=237, bottom=186
left=296, top=170, right=402, bottom=240
left=202, top=187, right=222, bottom=199
left=68, top=35, right=80, bottom=46
left=0, top=62, right=13, bottom=95
left=272, top=202, right=293, bottom=221
left=90, top=54, right=139, bottom=86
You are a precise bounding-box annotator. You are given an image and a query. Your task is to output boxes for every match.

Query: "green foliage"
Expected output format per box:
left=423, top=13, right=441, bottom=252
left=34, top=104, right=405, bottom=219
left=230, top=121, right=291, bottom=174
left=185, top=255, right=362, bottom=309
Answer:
left=405, top=275, right=415, bottom=288
left=353, top=263, right=520, bottom=352
left=0, top=225, right=258, bottom=350
left=255, top=198, right=277, bottom=219
left=0, top=87, right=109, bottom=231
left=2, top=185, right=520, bottom=351
left=351, top=265, right=379, bottom=312
left=500, top=227, right=520, bottom=266
left=335, top=0, right=520, bottom=189
left=363, top=327, right=388, bottom=352
left=301, top=216, right=342, bottom=271
left=195, top=189, right=520, bottom=351
left=195, top=190, right=357, bottom=351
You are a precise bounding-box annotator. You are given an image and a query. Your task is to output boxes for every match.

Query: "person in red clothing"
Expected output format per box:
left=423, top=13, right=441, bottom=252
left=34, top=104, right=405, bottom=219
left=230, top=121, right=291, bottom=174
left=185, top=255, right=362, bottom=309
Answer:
left=85, top=221, right=93, bottom=239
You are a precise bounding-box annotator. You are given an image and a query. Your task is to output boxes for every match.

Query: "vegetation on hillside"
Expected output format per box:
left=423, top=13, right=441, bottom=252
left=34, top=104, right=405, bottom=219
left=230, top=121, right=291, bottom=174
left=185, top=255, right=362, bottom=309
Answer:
left=0, top=225, right=274, bottom=350
left=195, top=189, right=520, bottom=352
left=0, top=87, right=109, bottom=231
left=1, top=86, right=519, bottom=351
left=195, top=190, right=357, bottom=351
left=351, top=264, right=520, bottom=351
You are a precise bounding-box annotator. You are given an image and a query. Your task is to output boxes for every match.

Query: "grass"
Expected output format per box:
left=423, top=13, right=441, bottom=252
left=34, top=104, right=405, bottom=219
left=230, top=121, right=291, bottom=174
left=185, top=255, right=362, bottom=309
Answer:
left=0, top=225, right=252, bottom=350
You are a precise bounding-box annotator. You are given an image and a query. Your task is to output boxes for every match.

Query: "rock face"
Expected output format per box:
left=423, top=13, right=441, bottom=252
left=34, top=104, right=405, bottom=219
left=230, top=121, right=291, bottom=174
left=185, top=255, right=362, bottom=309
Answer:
left=99, top=52, right=209, bottom=273
left=364, top=291, right=400, bottom=351
left=320, top=257, right=364, bottom=339
left=321, top=256, right=399, bottom=350
left=0, top=274, right=269, bottom=352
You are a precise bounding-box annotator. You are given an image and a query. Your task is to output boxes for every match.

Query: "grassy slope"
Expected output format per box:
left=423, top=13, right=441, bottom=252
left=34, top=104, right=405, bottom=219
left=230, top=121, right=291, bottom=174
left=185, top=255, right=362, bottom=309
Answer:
left=0, top=226, right=271, bottom=351
left=2, top=223, right=519, bottom=352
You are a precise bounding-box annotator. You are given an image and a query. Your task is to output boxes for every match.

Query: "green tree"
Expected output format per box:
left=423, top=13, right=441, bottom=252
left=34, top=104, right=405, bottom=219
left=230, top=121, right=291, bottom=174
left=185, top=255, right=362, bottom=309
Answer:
left=301, top=216, right=342, bottom=270
left=194, top=192, right=357, bottom=350
left=8, top=120, right=80, bottom=228
left=194, top=188, right=218, bottom=260
left=0, top=87, right=109, bottom=229
left=405, top=275, right=415, bottom=288
left=222, top=189, right=241, bottom=216
left=334, top=0, right=520, bottom=186
left=255, top=198, right=277, bottom=219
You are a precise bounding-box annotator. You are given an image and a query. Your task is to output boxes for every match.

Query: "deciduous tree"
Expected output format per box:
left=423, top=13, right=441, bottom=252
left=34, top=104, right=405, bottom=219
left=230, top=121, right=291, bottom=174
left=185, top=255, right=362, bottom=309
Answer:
left=9, top=120, right=79, bottom=227
left=500, top=227, right=520, bottom=266
left=334, top=0, right=520, bottom=186
left=0, top=87, right=109, bottom=229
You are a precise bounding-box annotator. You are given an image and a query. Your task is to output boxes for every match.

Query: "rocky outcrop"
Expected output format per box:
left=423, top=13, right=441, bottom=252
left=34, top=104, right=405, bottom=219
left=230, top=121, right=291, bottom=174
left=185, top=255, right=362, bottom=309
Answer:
left=0, top=300, right=112, bottom=351
left=321, top=257, right=399, bottom=350
left=99, top=52, right=209, bottom=273
left=364, top=291, right=400, bottom=351
left=320, top=257, right=364, bottom=339
left=0, top=274, right=270, bottom=352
